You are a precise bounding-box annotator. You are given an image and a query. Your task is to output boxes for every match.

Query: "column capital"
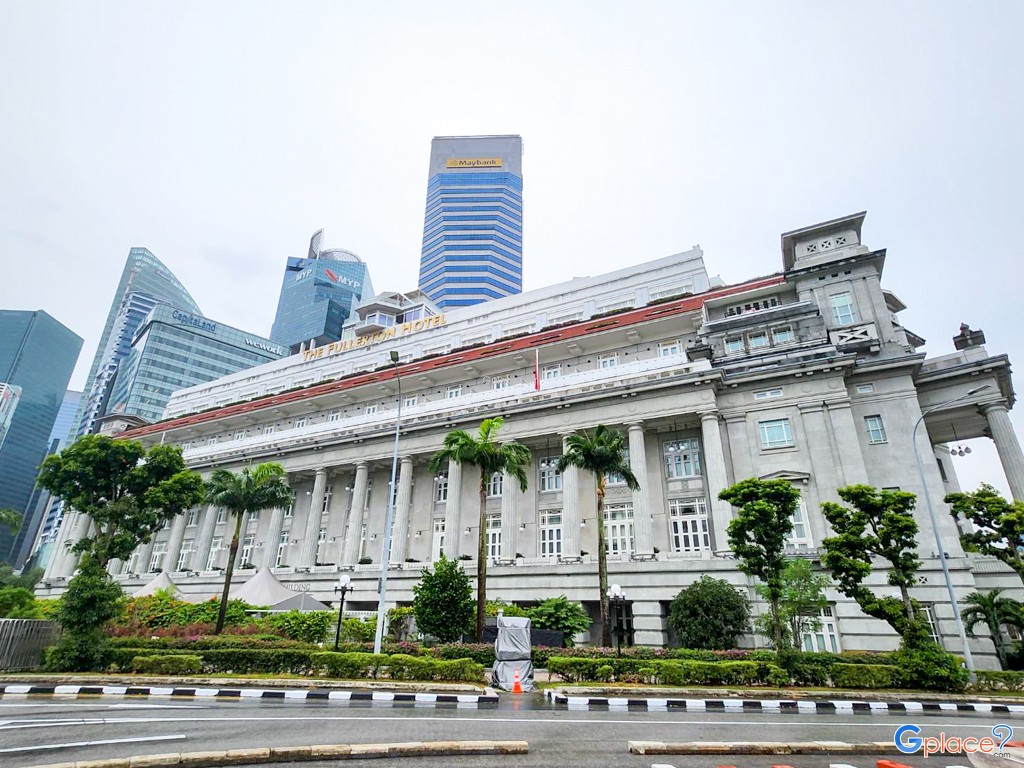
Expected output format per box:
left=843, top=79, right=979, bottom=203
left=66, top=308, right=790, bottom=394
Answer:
left=980, top=400, right=1010, bottom=415
left=697, top=409, right=721, bottom=422
left=400, top=455, right=414, bottom=465
left=824, top=397, right=854, bottom=410
left=625, top=420, right=645, bottom=430
left=314, top=467, right=328, bottom=477
left=798, top=401, right=826, bottom=413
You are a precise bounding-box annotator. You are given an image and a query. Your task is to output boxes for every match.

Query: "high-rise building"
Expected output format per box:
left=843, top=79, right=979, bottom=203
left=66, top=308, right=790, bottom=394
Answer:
left=0, top=382, right=22, bottom=451
left=418, top=135, right=524, bottom=310
left=0, top=311, right=82, bottom=563
left=270, top=230, right=373, bottom=354
left=106, top=304, right=287, bottom=424
left=74, top=248, right=200, bottom=438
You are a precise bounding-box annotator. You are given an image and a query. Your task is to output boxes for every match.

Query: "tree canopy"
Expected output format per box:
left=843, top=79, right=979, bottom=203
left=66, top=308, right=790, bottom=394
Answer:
left=412, top=554, right=474, bottom=643
left=754, top=558, right=829, bottom=650
left=946, top=484, right=1024, bottom=588
left=668, top=576, right=750, bottom=650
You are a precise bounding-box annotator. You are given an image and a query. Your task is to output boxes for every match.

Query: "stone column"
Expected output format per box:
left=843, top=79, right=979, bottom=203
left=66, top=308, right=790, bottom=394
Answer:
left=826, top=399, right=869, bottom=486
left=723, top=415, right=754, bottom=484
left=982, top=402, right=1024, bottom=501
left=299, top=468, right=328, bottom=567
left=44, top=512, right=76, bottom=579
left=627, top=422, right=654, bottom=556
left=390, top=457, right=414, bottom=564
left=798, top=402, right=844, bottom=544
left=500, top=469, right=518, bottom=559
left=137, top=536, right=156, bottom=575
left=342, top=463, right=369, bottom=565
left=262, top=505, right=286, bottom=568
left=442, top=461, right=464, bottom=559
left=699, top=410, right=733, bottom=553
left=561, top=433, right=582, bottom=559
left=193, top=504, right=219, bottom=572
left=107, top=558, right=122, bottom=576
left=163, top=514, right=188, bottom=573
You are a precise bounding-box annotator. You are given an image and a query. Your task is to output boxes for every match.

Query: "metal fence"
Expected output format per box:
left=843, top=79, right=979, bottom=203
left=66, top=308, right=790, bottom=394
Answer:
left=0, top=619, right=61, bottom=671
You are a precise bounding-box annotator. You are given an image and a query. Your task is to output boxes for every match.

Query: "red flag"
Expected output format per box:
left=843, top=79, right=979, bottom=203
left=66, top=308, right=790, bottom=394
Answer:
left=534, top=349, right=541, bottom=391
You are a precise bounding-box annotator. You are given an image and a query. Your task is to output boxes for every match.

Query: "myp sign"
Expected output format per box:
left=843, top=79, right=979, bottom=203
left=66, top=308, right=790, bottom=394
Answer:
left=292, top=263, right=361, bottom=291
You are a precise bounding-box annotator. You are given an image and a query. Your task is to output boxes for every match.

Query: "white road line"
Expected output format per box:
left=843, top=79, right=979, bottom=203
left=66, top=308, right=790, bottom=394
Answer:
left=0, top=733, right=187, bottom=754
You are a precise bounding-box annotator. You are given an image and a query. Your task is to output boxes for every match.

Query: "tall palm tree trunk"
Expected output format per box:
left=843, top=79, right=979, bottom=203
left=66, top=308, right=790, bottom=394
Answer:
left=216, top=511, right=245, bottom=634
left=596, top=477, right=611, bottom=647
left=477, top=478, right=488, bottom=641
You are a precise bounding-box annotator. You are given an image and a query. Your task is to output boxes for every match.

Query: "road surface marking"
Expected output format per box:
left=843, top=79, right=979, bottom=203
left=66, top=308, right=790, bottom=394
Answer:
left=0, top=733, right=186, bottom=754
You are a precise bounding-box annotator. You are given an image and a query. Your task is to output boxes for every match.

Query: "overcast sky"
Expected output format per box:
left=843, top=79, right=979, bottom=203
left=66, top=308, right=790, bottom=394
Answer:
left=1, top=1, right=1021, bottom=495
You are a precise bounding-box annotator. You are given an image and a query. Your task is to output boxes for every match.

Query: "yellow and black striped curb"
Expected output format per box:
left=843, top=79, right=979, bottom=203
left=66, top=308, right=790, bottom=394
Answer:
left=35, top=740, right=529, bottom=767
left=629, top=740, right=902, bottom=755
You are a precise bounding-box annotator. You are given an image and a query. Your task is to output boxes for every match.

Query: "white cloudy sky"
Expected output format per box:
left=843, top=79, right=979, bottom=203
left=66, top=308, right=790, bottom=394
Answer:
left=1, top=1, right=1021, bottom=495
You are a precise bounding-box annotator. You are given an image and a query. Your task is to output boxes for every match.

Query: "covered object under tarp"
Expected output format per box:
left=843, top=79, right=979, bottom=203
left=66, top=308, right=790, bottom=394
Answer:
left=228, top=567, right=295, bottom=606
left=270, top=592, right=330, bottom=612
left=492, top=615, right=535, bottom=691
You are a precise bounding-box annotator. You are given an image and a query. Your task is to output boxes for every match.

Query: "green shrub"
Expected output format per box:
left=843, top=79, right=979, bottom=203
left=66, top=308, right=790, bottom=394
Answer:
left=131, top=654, right=201, bottom=675
left=263, top=611, right=333, bottom=644
left=45, top=632, right=110, bottom=673
left=525, top=596, right=591, bottom=645
left=311, top=652, right=387, bottom=679
left=970, top=670, right=1024, bottom=692
left=340, top=617, right=377, bottom=643
left=892, top=642, right=968, bottom=692
left=310, top=652, right=484, bottom=682
left=831, top=663, right=899, bottom=689
left=107, top=647, right=197, bottom=672
left=546, top=657, right=788, bottom=686
left=429, top=643, right=495, bottom=667
left=199, top=648, right=314, bottom=675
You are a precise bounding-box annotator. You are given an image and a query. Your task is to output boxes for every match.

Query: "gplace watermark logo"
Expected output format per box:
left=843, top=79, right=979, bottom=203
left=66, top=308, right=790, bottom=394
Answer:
left=894, top=723, right=1013, bottom=757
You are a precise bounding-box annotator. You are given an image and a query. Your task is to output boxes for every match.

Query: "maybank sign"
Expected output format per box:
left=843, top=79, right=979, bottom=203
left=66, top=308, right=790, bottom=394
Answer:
left=446, top=158, right=502, bottom=169
left=302, top=314, right=447, bottom=362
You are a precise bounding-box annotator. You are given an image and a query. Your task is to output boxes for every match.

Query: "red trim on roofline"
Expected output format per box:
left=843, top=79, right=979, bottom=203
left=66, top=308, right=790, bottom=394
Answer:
left=123, top=274, right=785, bottom=439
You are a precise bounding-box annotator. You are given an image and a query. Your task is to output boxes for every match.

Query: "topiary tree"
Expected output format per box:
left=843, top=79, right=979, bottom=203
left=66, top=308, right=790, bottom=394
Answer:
left=946, top=484, right=1024, bottom=588
left=526, top=596, right=592, bottom=646
left=412, top=554, right=474, bottom=643
left=719, top=478, right=800, bottom=650
left=668, top=576, right=750, bottom=650
left=754, top=558, right=830, bottom=650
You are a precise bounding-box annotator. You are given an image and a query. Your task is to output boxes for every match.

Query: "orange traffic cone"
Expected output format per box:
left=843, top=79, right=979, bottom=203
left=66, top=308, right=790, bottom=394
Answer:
left=511, top=668, right=523, bottom=694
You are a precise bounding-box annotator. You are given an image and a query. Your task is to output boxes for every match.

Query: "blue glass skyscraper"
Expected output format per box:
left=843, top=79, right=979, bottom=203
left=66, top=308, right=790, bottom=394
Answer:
left=418, top=135, right=524, bottom=309
left=0, top=311, right=82, bottom=563
left=270, top=231, right=373, bottom=354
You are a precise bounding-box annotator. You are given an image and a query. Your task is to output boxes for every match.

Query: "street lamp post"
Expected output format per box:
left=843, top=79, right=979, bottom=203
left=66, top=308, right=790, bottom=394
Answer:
left=333, top=573, right=352, bottom=652
left=607, top=584, right=626, bottom=657
left=373, top=351, right=403, bottom=655
left=911, top=384, right=990, bottom=678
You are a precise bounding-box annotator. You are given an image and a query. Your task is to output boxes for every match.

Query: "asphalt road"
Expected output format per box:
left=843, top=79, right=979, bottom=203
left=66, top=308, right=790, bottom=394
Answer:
left=0, top=693, right=1008, bottom=768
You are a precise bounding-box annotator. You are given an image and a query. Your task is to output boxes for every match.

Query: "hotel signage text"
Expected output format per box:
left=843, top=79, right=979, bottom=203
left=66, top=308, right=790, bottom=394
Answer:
left=302, top=314, right=447, bottom=361
left=446, top=158, right=502, bottom=168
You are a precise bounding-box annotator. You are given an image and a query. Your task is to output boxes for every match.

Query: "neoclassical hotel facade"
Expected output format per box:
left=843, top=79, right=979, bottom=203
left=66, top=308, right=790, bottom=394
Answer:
left=41, top=212, right=1024, bottom=665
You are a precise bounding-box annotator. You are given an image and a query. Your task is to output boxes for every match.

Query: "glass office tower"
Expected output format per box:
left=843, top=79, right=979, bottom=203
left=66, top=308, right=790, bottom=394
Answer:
left=270, top=231, right=373, bottom=354
left=74, top=248, right=200, bottom=437
left=418, top=135, right=524, bottom=310
left=0, top=311, right=82, bottom=563
left=107, top=305, right=286, bottom=423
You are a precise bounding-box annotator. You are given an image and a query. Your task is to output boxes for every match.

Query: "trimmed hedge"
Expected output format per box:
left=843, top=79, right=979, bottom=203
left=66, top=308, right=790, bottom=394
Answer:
left=131, top=654, right=201, bottom=675
left=970, top=671, right=1024, bottom=692
left=830, top=663, right=900, bottom=689
left=547, top=657, right=788, bottom=686
left=199, top=649, right=315, bottom=675
left=310, top=652, right=484, bottom=683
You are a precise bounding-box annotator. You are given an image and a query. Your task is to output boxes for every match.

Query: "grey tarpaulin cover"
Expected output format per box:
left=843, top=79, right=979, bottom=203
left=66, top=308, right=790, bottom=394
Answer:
left=492, top=615, right=534, bottom=691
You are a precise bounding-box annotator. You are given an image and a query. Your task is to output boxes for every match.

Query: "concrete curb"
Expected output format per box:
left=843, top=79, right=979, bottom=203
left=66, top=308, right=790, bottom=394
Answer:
left=546, top=688, right=1024, bottom=716
left=31, top=740, right=528, bottom=767
left=0, top=683, right=498, bottom=707
left=629, top=740, right=902, bottom=756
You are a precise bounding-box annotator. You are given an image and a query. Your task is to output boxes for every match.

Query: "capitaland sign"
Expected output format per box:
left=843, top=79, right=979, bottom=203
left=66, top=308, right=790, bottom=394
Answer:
left=446, top=158, right=502, bottom=168
left=302, top=314, right=447, bottom=361
left=244, top=338, right=284, bottom=356
left=171, top=310, right=217, bottom=333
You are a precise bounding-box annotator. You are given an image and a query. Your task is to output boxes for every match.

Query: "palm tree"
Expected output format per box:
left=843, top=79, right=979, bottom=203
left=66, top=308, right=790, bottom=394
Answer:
left=962, top=588, right=1024, bottom=670
left=557, top=425, right=640, bottom=647
left=429, top=417, right=531, bottom=641
left=205, top=462, right=293, bottom=633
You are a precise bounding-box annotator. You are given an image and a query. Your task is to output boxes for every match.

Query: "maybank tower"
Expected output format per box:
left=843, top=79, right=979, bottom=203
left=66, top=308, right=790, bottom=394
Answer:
left=417, top=135, right=523, bottom=309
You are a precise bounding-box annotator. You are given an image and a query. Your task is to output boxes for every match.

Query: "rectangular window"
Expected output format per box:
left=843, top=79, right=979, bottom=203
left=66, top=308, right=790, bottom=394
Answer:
left=921, top=605, right=943, bottom=647
left=434, top=472, right=449, bottom=503
left=539, top=457, right=562, bottom=492
left=726, top=296, right=780, bottom=317
left=491, top=376, right=510, bottom=390
left=658, top=340, right=682, bottom=357
left=758, top=419, right=794, bottom=449
left=316, top=527, right=327, bottom=564
left=275, top=531, right=289, bottom=567
left=328, top=410, right=341, bottom=422
left=542, top=365, right=561, bottom=380
left=215, top=508, right=227, bottom=524
left=754, top=388, right=783, bottom=400
left=186, top=509, right=199, bottom=527
left=207, top=436, right=218, bottom=446
left=263, top=424, right=275, bottom=436
left=487, top=472, right=503, bottom=498
left=663, top=438, right=702, bottom=479
left=830, top=292, right=857, bottom=326
left=856, top=383, right=875, bottom=394
left=365, top=404, right=378, bottom=415
left=748, top=332, right=769, bottom=349
left=121, top=553, right=138, bottom=575
left=321, top=484, right=334, bottom=516
left=432, top=518, right=446, bottom=561
left=787, top=498, right=813, bottom=549
left=772, top=327, right=794, bottom=344
left=176, top=539, right=194, bottom=572
left=864, top=415, right=888, bottom=444
left=598, top=353, right=619, bottom=369
left=669, top=498, right=710, bottom=554
left=604, top=503, right=635, bottom=557
left=240, top=533, right=255, bottom=568
left=234, top=430, right=246, bottom=441
left=725, top=338, right=744, bottom=354
left=446, top=386, right=461, bottom=399
left=404, top=394, right=418, bottom=408
left=284, top=491, right=296, bottom=518
left=486, top=514, right=501, bottom=560
left=540, top=511, right=563, bottom=557
left=802, top=606, right=841, bottom=653
left=207, top=537, right=223, bottom=570
left=606, top=449, right=630, bottom=486
left=294, top=417, right=307, bottom=429
left=149, top=542, right=166, bottom=573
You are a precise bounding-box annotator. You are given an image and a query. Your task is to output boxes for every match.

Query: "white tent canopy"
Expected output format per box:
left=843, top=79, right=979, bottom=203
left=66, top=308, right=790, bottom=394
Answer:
left=228, top=567, right=296, bottom=606
left=270, top=592, right=330, bottom=612
left=133, top=571, right=182, bottom=598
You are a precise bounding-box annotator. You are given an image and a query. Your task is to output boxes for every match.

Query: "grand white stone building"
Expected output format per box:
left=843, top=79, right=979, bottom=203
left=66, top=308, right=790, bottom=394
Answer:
left=41, top=212, right=1024, bottom=665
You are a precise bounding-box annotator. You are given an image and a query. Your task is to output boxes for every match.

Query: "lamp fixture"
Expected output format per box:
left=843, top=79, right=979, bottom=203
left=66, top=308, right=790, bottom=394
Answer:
left=519, top=523, right=526, bottom=531
left=415, top=530, right=422, bottom=538
left=949, top=425, right=971, bottom=457
left=464, top=527, right=471, bottom=535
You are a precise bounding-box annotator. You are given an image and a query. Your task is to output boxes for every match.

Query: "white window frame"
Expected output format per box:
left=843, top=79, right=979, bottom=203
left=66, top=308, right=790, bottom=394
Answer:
left=658, top=340, right=683, bottom=357
left=772, top=326, right=795, bottom=344
left=284, top=491, right=296, bottom=518
left=540, top=510, right=563, bottom=558
left=149, top=541, right=166, bottom=573
left=830, top=291, right=857, bottom=326
left=725, top=337, right=744, bottom=354
left=856, top=383, right=875, bottom=394
left=275, top=531, right=289, bottom=567
left=754, top=388, right=783, bottom=400
left=921, top=605, right=943, bottom=647
left=541, top=365, right=561, bottom=380
left=604, top=503, right=635, bottom=557
left=207, top=537, right=223, bottom=570
left=787, top=497, right=813, bottom=549
left=364, top=404, right=378, bottom=415
left=802, top=606, right=841, bottom=653
left=491, top=376, right=510, bottom=390
left=598, top=353, right=619, bottom=369
left=486, top=513, right=502, bottom=560
left=215, top=508, right=227, bottom=524
left=321, top=483, right=334, bottom=516
left=234, top=430, right=246, bottom=441
left=176, top=539, right=194, bottom=572
left=403, top=394, right=418, bottom=408
left=431, top=517, right=446, bottom=561
left=747, top=332, right=769, bottom=349
left=263, top=424, right=275, bottom=436
left=186, top=508, right=199, bottom=527
left=864, top=415, right=888, bottom=444
left=328, top=410, right=341, bottom=422
left=240, top=533, right=255, bottom=567
left=446, top=386, right=462, bottom=399
left=606, top=448, right=630, bottom=486
left=663, top=438, right=701, bottom=479
left=758, top=418, right=794, bottom=449
left=294, top=417, right=307, bottom=429
left=487, top=472, right=503, bottom=498
left=669, top=498, right=710, bottom=554
left=539, top=457, right=562, bottom=492
left=434, top=472, right=449, bottom=503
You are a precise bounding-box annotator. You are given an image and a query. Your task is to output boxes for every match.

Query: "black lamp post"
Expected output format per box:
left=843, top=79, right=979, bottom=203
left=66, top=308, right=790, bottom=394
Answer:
left=607, top=583, right=626, bottom=657
left=333, top=573, right=352, bottom=651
